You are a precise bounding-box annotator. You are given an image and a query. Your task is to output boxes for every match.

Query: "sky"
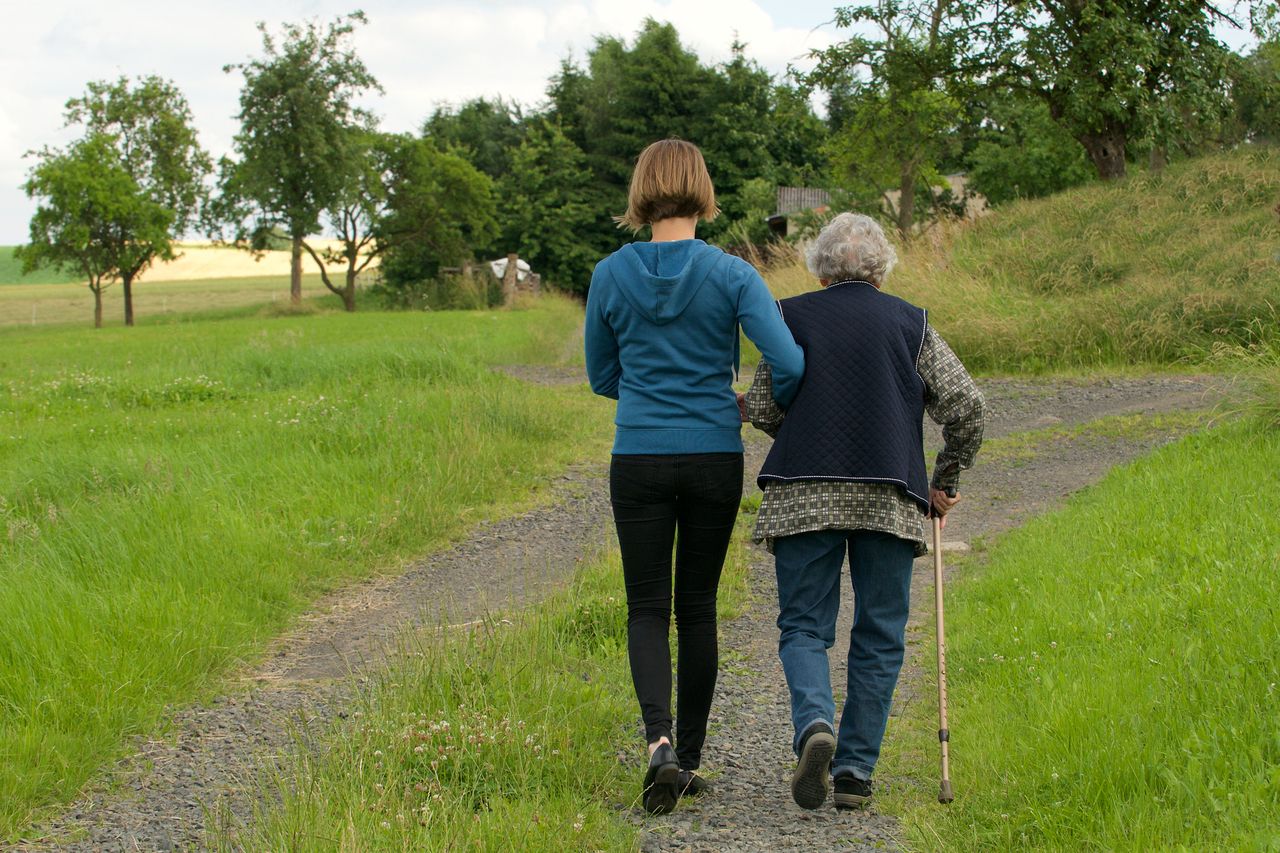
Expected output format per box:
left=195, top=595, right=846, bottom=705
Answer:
left=1, top=1, right=1260, bottom=245
left=0, top=0, right=849, bottom=244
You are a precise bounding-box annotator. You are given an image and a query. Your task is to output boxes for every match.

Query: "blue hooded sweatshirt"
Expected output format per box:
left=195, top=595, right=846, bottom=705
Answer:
left=585, top=238, right=804, bottom=455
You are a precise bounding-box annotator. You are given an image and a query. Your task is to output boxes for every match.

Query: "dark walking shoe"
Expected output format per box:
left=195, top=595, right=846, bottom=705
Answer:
left=833, top=774, right=873, bottom=810
left=642, top=743, right=679, bottom=814
left=791, top=721, right=836, bottom=809
left=678, top=769, right=710, bottom=798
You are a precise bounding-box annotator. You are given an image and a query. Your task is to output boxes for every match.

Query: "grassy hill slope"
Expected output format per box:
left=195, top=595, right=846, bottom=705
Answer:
left=767, top=146, right=1280, bottom=372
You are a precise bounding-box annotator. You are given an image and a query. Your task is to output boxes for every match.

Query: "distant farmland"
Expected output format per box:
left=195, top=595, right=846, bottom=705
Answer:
left=0, top=275, right=335, bottom=328
left=0, top=241, right=374, bottom=327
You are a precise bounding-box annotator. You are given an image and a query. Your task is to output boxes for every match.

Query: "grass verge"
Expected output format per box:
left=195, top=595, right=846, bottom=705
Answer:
left=218, top=510, right=757, bottom=851
left=880, top=419, right=1280, bottom=850
left=0, top=297, right=609, bottom=838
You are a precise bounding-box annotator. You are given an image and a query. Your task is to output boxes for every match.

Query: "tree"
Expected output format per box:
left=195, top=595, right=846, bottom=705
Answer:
left=497, top=121, right=597, bottom=294
left=298, top=131, right=389, bottom=312
left=18, top=134, right=174, bottom=328
left=1228, top=38, right=1280, bottom=141
left=805, top=2, right=979, bottom=235
left=1006, top=1, right=1240, bottom=179
left=216, top=11, right=381, bottom=305
left=22, top=76, right=211, bottom=326
left=376, top=139, right=497, bottom=290
left=423, top=98, right=525, bottom=179
left=965, top=91, right=1094, bottom=204
left=18, top=76, right=208, bottom=327
left=546, top=20, right=828, bottom=260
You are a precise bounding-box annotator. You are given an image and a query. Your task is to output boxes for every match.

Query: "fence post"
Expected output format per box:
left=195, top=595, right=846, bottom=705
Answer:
left=502, top=253, right=519, bottom=306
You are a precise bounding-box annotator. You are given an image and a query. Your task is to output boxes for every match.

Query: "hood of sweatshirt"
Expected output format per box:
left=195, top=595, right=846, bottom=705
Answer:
left=607, top=239, right=722, bottom=326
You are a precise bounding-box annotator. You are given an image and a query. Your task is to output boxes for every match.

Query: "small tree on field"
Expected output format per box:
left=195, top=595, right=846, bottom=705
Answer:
left=215, top=11, right=381, bottom=305
left=18, top=135, right=174, bottom=328
left=297, top=130, right=390, bottom=312
left=19, top=76, right=208, bottom=327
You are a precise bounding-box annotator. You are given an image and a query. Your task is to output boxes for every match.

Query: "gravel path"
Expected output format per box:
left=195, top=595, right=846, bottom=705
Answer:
left=11, top=374, right=1221, bottom=852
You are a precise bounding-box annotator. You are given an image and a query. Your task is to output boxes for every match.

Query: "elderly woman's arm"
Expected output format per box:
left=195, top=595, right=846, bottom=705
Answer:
left=744, top=361, right=787, bottom=437
left=921, top=325, right=985, bottom=492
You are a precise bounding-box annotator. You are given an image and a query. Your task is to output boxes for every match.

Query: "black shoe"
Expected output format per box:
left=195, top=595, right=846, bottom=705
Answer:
left=833, top=774, right=873, bottom=810
left=791, top=721, right=836, bottom=809
left=642, top=743, right=679, bottom=814
left=678, top=769, right=710, bottom=798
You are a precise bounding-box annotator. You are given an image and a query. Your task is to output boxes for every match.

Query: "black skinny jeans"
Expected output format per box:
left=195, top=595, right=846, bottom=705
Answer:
left=609, top=452, right=744, bottom=771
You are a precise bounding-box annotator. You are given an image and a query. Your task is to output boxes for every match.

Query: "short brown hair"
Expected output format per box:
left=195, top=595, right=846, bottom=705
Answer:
left=615, top=139, right=720, bottom=232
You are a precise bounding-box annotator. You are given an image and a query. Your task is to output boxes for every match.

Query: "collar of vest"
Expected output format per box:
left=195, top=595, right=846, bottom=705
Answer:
left=824, top=279, right=877, bottom=290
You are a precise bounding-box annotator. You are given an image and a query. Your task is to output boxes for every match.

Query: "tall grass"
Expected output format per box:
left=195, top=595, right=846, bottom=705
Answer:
left=764, top=147, right=1280, bottom=372
left=881, top=419, right=1280, bottom=850
left=0, top=297, right=610, bottom=838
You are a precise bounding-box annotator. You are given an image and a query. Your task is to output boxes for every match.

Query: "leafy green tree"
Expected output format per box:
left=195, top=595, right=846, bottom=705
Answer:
left=805, top=2, right=978, bottom=235
left=547, top=19, right=827, bottom=259
left=965, top=92, right=1095, bottom=204
left=376, top=139, right=497, bottom=289
left=1229, top=39, right=1280, bottom=141
left=18, top=135, right=174, bottom=328
left=296, top=131, right=394, bottom=312
left=215, top=11, right=381, bottom=305
left=1006, top=1, right=1239, bottom=179
left=19, top=76, right=209, bottom=326
left=496, top=121, right=597, bottom=294
left=423, top=98, right=525, bottom=180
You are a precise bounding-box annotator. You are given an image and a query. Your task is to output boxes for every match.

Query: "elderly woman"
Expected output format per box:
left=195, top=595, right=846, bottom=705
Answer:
left=744, top=212, right=984, bottom=811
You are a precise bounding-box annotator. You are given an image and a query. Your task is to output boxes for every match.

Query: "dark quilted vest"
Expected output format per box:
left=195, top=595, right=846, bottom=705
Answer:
left=758, top=280, right=930, bottom=513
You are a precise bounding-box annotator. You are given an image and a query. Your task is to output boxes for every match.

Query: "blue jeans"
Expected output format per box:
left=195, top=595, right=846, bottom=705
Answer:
left=774, top=529, right=915, bottom=781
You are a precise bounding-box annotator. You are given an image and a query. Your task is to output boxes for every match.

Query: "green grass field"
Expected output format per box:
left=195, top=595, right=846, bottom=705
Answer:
left=765, top=146, right=1280, bottom=372
left=0, top=297, right=611, bottom=838
left=0, top=247, right=81, bottom=285
left=0, top=273, right=335, bottom=328
left=880, top=419, right=1280, bottom=850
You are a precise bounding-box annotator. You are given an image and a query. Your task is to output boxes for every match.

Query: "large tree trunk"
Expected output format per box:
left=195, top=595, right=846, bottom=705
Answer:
left=290, top=235, right=303, bottom=305
left=896, top=164, right=917, bottom=237
left=122, top=273, right=135, bottom=327
left=92, top=287, right=103, bottom=329
left=1079, top=126, right=1128, bottom=180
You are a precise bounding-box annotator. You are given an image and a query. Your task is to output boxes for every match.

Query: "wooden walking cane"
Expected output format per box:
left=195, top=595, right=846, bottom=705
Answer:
left=933, top=507, right=955, bottom=804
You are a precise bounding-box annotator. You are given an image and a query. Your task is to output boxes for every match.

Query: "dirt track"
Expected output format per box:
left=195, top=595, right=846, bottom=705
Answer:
left=12, top=374, right=1221, bottom=852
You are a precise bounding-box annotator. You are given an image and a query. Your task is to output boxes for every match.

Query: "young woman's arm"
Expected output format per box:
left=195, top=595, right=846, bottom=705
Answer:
left=737, top=267, right=804, bottom=407
left=584, top=269, right=621, bottom=400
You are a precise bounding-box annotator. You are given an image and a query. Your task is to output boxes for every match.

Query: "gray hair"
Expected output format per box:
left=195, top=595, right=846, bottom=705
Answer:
left=805, top=213, right=898, bottom=285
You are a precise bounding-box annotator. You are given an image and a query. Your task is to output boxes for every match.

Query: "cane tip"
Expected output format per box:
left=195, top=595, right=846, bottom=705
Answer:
left=938, top=781, right=954, bottom=804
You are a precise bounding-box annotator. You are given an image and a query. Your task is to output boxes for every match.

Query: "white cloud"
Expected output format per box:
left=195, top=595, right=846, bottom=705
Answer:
left=1, top=1, right=834, bottom=245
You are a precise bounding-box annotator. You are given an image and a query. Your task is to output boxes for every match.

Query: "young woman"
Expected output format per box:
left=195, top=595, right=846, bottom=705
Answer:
left=585, top=139, right=804, bottom=814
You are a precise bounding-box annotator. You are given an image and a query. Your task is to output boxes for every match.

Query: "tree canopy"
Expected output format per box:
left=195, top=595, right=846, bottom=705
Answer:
left=215, top=11, right=381, bottom=304
left=19, top=76, right=209, bottom=327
